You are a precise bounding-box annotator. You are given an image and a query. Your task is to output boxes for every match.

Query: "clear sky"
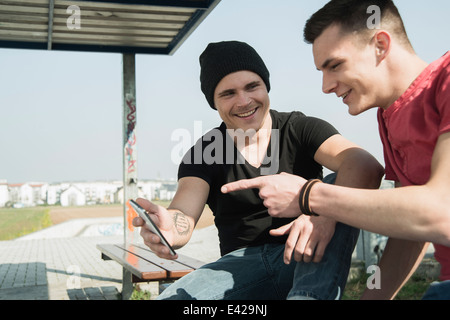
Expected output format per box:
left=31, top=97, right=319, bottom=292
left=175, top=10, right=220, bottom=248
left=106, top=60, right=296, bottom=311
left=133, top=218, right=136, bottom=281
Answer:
left=0, top=0, right=448, bottom=184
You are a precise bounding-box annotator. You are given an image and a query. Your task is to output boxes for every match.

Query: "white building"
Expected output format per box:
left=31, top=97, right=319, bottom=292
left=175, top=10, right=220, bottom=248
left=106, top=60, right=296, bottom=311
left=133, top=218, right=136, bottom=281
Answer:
left=0, top=179, right=177, bottom=208
left=139, top=180, right=162, bottom=200
left=7, top=182, right=48, bottom=207
left=0, top=180, right=9, bottom=207
left=114, top=186, right=146, bottom=204
left=46, top=183, right=68, bottom=206
left=76, top=181, right=121, bottom=205
left=60, top=185, right=86, bottom=207
left=114, top=180, right=178, bottom=204
left=159, top=182, right=177, bottom=201
left=30, top=183, right=48, bottom=206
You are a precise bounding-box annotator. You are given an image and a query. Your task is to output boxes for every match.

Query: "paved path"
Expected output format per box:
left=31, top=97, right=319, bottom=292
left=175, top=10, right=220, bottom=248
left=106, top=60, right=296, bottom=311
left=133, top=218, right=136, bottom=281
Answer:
left=0, top=217, right=221, bottom=300
left=0, top=235, right=124, bottom=300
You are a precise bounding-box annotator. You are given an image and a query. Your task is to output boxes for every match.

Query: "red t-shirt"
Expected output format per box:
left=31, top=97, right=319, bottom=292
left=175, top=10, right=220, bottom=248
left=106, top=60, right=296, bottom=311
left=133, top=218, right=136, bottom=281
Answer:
left=377, top=52, right=450, bottom=281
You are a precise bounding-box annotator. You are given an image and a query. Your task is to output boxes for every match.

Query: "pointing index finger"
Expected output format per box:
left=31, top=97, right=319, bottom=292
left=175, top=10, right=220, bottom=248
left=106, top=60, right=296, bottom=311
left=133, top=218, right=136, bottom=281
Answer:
left=221, top=176, right=267, bottom=193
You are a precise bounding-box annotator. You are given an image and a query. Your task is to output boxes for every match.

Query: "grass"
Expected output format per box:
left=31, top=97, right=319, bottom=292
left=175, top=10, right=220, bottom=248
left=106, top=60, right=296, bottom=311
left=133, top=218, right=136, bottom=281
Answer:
left=130, top=288, right=154, bottom=300
left=342, top=272, right=435, bottom=300
left=0, top=207, right=52, bottom=240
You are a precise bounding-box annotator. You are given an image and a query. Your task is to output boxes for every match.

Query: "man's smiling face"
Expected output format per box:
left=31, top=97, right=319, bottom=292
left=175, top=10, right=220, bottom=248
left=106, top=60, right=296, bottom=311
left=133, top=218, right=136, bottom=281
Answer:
left=214, top=70, right=271, bottom=132
left=313, top=24, right=382, bottom=115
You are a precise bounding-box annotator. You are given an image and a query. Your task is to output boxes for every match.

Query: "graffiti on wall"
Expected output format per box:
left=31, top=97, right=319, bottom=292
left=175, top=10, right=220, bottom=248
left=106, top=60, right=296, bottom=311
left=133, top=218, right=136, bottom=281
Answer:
left=125, top=93, right=137, bottom=174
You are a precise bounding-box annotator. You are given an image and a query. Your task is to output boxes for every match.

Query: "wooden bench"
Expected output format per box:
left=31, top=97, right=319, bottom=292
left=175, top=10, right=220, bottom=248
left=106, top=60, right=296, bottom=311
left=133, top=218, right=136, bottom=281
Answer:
left=97, top=243, right=205, bottom=299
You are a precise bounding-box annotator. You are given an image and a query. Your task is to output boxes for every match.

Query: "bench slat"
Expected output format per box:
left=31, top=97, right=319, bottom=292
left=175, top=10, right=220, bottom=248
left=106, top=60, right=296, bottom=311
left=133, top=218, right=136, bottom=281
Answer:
left=132, top=244, right=206, bottom=270
left=97, top=244, right=167, bottom=280
left=117, top=244, right=194, bottom=278
left=173, top=253, right=207, bottom=270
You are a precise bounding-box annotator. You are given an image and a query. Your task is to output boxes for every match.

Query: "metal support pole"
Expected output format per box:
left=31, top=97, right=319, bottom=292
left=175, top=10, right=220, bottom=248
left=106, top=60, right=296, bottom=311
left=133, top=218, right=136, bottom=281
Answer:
left=47, top=0, right=55, bottom=50
left=122, top=53, right=139, bottom=246
left=355, top=230, right=379, bottom=269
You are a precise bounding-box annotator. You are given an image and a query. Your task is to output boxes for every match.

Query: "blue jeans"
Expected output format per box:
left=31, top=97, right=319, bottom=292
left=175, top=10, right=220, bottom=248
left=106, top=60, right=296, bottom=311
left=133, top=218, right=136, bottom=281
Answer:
left=157, top=221, right=359, bottom=300
left=422, top=280, right=450, bottom=300
left=157, top=173, right=359, bottom=300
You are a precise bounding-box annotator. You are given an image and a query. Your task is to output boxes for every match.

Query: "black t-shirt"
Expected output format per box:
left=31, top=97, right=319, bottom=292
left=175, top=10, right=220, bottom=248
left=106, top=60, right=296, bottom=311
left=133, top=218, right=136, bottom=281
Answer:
left=178, top=110, right=339, bottom=256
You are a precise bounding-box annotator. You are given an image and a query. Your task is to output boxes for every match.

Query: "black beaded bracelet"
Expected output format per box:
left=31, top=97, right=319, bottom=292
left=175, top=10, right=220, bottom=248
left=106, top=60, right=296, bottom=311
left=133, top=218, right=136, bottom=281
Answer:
left=299, top=179, right=321, bottom=216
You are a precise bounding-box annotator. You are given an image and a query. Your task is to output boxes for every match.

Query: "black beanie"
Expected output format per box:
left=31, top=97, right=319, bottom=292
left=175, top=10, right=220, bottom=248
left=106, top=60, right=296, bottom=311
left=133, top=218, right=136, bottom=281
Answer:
left=199, top=41, right=271, bottom=110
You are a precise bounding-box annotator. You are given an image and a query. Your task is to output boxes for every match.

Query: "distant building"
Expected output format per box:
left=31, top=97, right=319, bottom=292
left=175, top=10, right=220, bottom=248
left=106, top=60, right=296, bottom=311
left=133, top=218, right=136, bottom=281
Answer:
left=0, top=180, right=9, bottom=207
left=159, top=183, right=177, bottom=201
left=0, top=178, right=178, bottom=208
left=78, top=181, right=122, bottom=205
left=30, top=183, right=48, bottom=206
left=60, top=185, right=86, bottom=207
left=47, top=183, right=66, bottom=206
left=114, top=186, right=146, bottom=204
left=138, top=180, right=162, bottom=201
left=8, top=182, right=48, bottom=207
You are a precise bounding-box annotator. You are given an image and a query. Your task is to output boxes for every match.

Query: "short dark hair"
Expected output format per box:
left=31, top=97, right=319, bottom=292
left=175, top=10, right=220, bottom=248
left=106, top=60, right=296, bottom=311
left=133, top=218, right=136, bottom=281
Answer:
left=303, top=0, right=413, bottom=50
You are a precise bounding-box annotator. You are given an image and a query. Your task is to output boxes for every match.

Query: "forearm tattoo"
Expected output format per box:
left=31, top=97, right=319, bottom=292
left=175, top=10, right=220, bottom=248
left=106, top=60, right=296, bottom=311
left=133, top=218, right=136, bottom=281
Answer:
left=173, top=211, right=191, bottom=236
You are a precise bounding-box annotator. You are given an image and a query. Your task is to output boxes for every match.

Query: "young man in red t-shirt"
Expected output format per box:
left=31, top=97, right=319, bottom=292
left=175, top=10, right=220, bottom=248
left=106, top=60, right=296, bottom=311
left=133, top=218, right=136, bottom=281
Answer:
left=222, top=0, right=450, bottom=299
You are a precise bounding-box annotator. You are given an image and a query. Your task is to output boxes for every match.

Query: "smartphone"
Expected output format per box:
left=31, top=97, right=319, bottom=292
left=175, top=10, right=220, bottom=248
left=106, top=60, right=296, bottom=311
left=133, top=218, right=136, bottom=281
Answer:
left=127, top=199, right=176, bottom=256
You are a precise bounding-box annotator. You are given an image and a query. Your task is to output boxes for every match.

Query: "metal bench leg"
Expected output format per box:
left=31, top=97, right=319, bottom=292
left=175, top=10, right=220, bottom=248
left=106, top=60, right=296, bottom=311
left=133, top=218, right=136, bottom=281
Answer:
left=121, top=269, right=134, bottom=300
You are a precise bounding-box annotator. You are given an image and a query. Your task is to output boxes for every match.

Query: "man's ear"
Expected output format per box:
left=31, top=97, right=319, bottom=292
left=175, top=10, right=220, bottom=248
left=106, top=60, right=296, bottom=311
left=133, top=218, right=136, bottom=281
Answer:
left=373, top=30, right=391, bottom=64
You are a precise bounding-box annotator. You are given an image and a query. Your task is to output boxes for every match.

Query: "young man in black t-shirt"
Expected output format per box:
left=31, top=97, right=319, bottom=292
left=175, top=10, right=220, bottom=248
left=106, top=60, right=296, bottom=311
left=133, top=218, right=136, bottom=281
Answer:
left=133, top=41, right=384, bottom=299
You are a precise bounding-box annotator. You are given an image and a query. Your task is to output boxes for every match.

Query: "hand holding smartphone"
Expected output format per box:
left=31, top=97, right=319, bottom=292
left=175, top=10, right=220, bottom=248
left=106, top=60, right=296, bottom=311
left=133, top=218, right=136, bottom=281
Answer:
left=128, top=199, right=176, bottom=256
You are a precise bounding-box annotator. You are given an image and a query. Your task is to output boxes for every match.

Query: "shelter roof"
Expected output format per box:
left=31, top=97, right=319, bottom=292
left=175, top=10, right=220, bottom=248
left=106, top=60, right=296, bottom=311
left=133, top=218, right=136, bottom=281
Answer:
left=0, top=0, right=220, bottom=54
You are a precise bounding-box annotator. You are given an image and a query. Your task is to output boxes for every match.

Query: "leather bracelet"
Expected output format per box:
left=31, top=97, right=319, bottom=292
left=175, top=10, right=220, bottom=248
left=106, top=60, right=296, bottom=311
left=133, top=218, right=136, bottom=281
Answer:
left=299, top=179, right=321, bottom=216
